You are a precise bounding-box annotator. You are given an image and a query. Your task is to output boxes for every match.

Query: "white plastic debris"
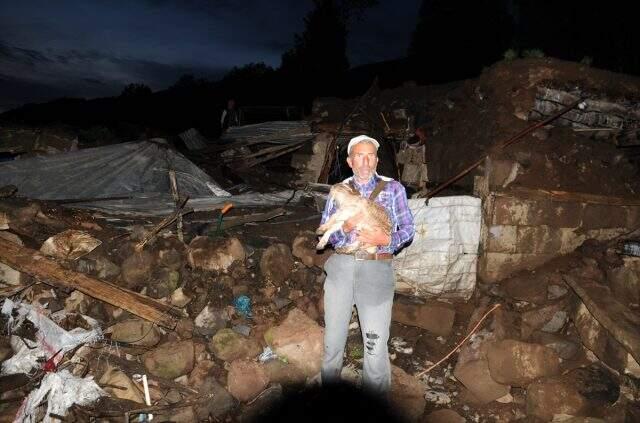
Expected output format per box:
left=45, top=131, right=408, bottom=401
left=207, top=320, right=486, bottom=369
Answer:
left=1, top=299, right=102, bottom=375
left=258, top=346, right=278, bottom=363
left=390, top=337, right=413, bottom=354
left=14, top=369, right=105, bottom=423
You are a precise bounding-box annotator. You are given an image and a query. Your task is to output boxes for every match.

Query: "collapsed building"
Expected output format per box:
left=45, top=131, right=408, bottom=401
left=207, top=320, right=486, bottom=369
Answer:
left=1, top=57, right=639, bottom=422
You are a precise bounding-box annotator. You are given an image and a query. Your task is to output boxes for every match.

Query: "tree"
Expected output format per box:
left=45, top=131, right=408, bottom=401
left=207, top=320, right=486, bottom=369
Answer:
left=120, top=83, right=152, bottom=98
left=279, top=0, right=377, bottom=105
left=408, top=0, right=513, bottom=82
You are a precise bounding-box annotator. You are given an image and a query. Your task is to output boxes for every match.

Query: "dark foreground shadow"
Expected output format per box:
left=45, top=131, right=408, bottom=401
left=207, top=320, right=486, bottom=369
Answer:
left=252, top=382, right=408, bottom=423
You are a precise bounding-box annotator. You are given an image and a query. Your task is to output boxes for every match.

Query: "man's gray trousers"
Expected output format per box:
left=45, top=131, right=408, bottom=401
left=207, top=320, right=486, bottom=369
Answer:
left=321, top=253, right=395, bottom=396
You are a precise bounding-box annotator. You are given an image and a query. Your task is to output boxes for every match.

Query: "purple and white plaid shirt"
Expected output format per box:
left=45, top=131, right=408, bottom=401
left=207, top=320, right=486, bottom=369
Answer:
left=320, top=174, right=415, bottom=254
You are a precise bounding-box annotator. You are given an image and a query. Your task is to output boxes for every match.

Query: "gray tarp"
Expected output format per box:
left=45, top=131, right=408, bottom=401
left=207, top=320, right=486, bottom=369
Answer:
left=0, top=139, right=307, bottom=216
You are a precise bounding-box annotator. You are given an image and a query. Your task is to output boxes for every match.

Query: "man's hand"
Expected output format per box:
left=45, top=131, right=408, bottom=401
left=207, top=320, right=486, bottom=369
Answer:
left=356, top=226, right=391, bottom=247
left=342, top=213, right=363, bottom=233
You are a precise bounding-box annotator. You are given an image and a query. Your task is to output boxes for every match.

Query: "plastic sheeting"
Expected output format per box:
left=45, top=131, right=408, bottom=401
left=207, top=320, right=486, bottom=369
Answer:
left=393, top=196, right=481, bottom=300
left=1, top=299, right=102, bottom=375
left=0, top=139, right=312, bottom=216
left=0, top=139, right=227, bottom=200
left=15, top=370, right=105, bottom=423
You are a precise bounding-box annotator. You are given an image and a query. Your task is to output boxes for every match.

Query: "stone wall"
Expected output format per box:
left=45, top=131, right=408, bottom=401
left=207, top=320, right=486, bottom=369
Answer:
left=475, top=168, right=640, bottom=282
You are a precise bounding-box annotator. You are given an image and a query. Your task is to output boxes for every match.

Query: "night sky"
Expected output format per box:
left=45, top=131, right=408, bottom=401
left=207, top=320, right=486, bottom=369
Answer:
left=0, top=0, right=420, bottom=112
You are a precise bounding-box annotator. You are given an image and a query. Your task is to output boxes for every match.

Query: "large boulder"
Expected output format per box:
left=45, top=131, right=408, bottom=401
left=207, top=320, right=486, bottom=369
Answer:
left=108, top=319, right=161, bottom=347
left=453, top=330, right=510, bottom=404
left=454, top=358, right=510, bottom=404
left=99, top=366, right=146, bottom=404
left=392, top=299, right=455, bottom=336
left=155, top=235, right=186, bottom=271
left=264, top=308, right=323, bottom=377
left=143, top=340, right=195, bottom=379
left=389, top=365, right=426, bottom=422
left=423, top=409, right=466, bottom=423
left=227, top=359, right=269, bottom=402
left=521, top=300, right=570, bottom=338
left=526, top=378, right=589, bottom=421
left=188, top=360, right=235, bottom=419
left=121, top=250, right=155, bottom=288
left=503, top=273, right=549, bottom=304
left=574, top=302, right=637, bottom=374
left=187, top=236, right=245, bottom=272
left=607, top=258, right=640, bottom=307
left=260, top=243, right=294, bottom=284
left=209, top=328, right=261, bottom=362
left=194, top=304, right=231, bottom=336
left=487, top=340, right=561, bottom=387
left=292, top=231, right=332, bottom=268
left=263, top=360, right=307, bottom=385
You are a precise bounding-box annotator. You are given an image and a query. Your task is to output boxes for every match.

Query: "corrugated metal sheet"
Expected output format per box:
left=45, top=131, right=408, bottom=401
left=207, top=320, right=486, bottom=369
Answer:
left=220, top=121, right=314, bottom=144
left=178, top=128, right=208, bottom=150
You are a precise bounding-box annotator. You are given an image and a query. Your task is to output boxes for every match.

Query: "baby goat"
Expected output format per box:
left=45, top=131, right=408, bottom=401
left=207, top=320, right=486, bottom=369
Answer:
left=316, top=183, right=391, bottom=254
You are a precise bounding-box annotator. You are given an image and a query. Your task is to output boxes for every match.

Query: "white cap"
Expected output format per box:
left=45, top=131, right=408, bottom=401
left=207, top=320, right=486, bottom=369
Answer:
left=347, top=135, right=380, bottom=155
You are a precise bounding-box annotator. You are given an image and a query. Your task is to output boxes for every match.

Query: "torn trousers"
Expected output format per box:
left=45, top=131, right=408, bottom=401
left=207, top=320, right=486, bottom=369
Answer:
left=321, top=253, right=395, bottom=396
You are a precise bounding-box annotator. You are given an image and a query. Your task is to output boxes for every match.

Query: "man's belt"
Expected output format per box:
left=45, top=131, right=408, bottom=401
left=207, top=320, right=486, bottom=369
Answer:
left=350, top=251, right=393, bottom=261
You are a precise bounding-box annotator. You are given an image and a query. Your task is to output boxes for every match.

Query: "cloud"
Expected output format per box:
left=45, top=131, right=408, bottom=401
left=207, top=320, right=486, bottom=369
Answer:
left=0, top=40, right=227, bottom=97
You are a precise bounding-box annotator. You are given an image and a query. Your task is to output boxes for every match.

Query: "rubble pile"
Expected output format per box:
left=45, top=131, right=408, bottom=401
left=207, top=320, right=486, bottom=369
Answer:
left=1, top=58, right=640, bottom=422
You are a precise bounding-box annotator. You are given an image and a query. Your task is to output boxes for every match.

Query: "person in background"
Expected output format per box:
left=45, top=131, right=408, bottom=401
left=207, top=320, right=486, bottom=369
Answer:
left=220, top=98, right=239, bottom=132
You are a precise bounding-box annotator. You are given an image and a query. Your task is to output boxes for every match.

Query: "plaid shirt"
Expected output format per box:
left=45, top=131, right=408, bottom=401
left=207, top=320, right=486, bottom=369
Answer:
left=320, top=174, right=415, bottom=254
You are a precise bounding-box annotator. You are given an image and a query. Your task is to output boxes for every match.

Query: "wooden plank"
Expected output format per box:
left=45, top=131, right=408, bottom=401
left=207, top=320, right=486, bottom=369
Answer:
left=497, top=186, right=640, bottom=206
left=168, top=169, right=184, bottom=242
left=0, top=237, right=178, bottom=329
left=317, top=134, right=337, bottom=184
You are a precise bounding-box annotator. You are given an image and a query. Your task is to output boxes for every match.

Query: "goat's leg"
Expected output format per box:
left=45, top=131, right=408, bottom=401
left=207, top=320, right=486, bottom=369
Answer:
left=316, top=220, right=347, bottom=249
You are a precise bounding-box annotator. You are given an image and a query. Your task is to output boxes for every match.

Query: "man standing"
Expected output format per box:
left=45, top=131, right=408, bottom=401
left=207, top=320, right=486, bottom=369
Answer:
left=220, top=98, right=239, bottom=132
left=319, top=135, right=415, bottom=396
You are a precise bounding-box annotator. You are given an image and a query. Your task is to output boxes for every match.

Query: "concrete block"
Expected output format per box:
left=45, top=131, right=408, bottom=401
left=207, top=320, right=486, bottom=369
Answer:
left=582, top=204, right=628, bottom=228
left=492, top=197, right=532, bottom=226
left=479, top=252, right=555, bottom=283
left=625, top=206, right=640, bottom=228
left=486, top=225, right=517, bottom=253
left=544, top=201, right=584, bottom=228
left=516, top=226, right=562, bottom=254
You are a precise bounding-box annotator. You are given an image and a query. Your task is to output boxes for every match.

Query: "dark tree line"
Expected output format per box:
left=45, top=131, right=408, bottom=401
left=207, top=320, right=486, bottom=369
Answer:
left=2, top=0, right=638, bottom=139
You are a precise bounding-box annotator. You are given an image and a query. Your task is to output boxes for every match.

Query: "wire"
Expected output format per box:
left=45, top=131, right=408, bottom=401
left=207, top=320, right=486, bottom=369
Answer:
left=415, top=303, right=501, bottom=378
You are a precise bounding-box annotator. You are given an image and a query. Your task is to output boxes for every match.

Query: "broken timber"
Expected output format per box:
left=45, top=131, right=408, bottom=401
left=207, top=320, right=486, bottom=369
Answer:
left=0, top=237, right=178, bottom=329
left=564, top=274, right=640, bottom=365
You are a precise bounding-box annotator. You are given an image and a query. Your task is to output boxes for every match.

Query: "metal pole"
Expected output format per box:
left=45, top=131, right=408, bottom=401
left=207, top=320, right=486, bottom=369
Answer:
left=419, top=98, right=584, bottom=200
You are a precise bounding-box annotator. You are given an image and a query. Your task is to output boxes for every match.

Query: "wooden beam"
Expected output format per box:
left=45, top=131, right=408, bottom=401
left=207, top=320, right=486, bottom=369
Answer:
left=564, top=274, right=640, bottom=365
left=0, top=237, right=178, bottom=329
left=497, top=186, right=640, bottom=206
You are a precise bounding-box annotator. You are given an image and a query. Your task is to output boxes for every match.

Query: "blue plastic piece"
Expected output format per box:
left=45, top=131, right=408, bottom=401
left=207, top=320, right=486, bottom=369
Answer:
left=233, top=295, right=252, bottom=318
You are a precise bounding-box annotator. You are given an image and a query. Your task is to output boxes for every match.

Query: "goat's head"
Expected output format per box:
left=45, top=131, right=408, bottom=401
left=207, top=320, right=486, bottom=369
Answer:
left=329, top=183, right=358, bottom=207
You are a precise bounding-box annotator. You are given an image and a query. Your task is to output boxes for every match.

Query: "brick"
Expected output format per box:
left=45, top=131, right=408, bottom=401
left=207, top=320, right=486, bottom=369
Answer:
left=625, top=206, right=640, bottom=228
left=544, top=201, right=584, bottom=228
left=582, top=204, right=628, bottom=228
left=486, top=225, right=517, bottom=253
left=516, top=226, right=562, bottom=254
left=584, top=228, right=627, bottom=242
left=492, top=197, right=532, bottom=225
left=479, top=252, right=555, bottom=283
